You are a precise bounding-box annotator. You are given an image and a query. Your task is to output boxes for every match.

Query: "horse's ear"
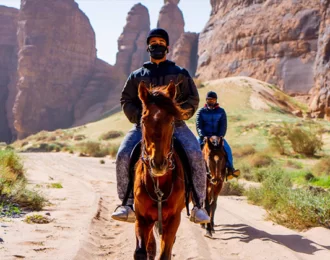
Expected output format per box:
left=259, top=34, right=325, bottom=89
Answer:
left=166, top=80, right=177, bottom=100
left=138, top=81, right=149, bottom=104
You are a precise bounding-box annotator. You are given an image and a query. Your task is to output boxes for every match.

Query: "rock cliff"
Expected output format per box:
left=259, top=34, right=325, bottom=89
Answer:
left=0, top=6, right=18, bottom=142
left=309, top=0, right=330, bottom=120
left=115, top=3, right=150, bottom=76
left=197, top=0, right=321, bottom=94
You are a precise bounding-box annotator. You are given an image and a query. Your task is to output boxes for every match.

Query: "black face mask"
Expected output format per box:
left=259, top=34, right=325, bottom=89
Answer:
left=206, top=101, right=217, bottom=109
left=148, top=44, right=168, bottom=60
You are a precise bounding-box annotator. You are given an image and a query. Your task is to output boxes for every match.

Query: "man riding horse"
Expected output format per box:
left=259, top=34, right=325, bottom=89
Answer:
left=111, top=28, right=210, bottom=224
left=196, top=91, right=240, bottom=179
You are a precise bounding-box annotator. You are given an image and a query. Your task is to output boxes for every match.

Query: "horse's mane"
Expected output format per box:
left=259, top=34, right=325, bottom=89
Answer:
left=143, top=88, right=190, bottom=120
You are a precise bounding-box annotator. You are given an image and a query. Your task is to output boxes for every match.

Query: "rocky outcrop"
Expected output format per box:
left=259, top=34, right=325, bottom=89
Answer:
left=13, top=0, right=97, bottom=138
left=171, top=32, right=199, bottom=76
left=309, top=0, right=330, bottom=120
left=73, top=59, right=120, bottom=126
left=197, top=0, right=321, bottom=94
left=0, top=6, right=18, bottom=143
left=115, top=3, right=150, bottom=76
left=157, top=0, right=184, bottom=59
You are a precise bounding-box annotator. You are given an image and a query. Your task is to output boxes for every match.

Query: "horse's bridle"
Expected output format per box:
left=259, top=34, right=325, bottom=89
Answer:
left=207, top=137, right=226, bottom=186
left=140, top=120, right=176, bottom=174
left=139, top=120, right=176, bottom=235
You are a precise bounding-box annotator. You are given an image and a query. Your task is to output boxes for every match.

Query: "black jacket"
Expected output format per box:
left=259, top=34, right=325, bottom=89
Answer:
left=120, top=60, right=199, bottom=124
left=196, top=104, right=227, bottom=138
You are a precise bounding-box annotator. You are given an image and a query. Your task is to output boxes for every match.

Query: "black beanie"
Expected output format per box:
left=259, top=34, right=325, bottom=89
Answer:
left=147, top=28, right=170, bottom=46
left=206, top=91, right=217, bottom=99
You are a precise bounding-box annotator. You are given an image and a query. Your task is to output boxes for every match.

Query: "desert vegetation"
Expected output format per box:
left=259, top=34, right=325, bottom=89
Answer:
left=0, top=149, right=46, bottom=215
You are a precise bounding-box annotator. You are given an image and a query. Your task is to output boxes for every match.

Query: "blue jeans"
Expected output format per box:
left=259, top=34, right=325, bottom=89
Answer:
left=198, top=137, right=234, bottom=168
left=116, top=123, right=206, bottom=205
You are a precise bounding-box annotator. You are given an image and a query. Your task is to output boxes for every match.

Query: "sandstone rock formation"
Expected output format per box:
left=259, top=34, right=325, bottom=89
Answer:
left=73, top=59, right=120, bottom=126
left=13, top=0, right=97, bottom=138
left=197, top=0, right=321, bottom=94
left=0, top=6, right=18, bottom=143
left=171, top=32, right=199, bottom=76
left=157, top=0, right=184, bottom=59
left=115, top=3, right=150, bottom=76
left=309, top=0, right=330, bottom=120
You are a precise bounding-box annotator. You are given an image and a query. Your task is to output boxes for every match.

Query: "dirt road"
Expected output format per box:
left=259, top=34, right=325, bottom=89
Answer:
left=1, top=153, right=329, bottom=260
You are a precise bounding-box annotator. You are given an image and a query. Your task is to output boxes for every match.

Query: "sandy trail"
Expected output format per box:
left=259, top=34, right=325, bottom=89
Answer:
left=1, top=153, right=329, bottom=260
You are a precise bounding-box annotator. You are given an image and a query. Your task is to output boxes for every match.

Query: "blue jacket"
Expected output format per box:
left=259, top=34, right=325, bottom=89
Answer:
left=196, top=104, right=227, bottom=138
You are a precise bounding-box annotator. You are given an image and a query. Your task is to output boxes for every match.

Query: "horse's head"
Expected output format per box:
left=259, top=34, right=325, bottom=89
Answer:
left=204, top=136, right=223, bottom=149
left=203, top=136, right=226, bottom=184
left=138, top=81, right=189, bottom=177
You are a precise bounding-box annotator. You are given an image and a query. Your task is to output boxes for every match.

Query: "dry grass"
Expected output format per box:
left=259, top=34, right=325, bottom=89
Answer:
left=220, top=181, right=245, bottom=196
left=232, top=145, right=256, bottom=158
left=99, top=130, right=123, bottom=140
left=313, top=157, right=330, bottom=176
left=245, top=168, right=330, bottom=230
left=285, top=160, right=303, bottom=169
left=77, top=141, right=119, bottom=158
left=73, top=134, right=86, bottom=141
left=0, top=150, right=46, bottom=211
left=25, top=214, right=52, bottom=224
left=193, top=78, right=205, bottom=88
left=268, top=123, right=324, bottom=156
left=249, top=153, right=273, bottom=168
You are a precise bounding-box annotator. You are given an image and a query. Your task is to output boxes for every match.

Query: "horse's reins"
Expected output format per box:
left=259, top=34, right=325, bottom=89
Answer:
left=140, top=121, right=176, bottom=235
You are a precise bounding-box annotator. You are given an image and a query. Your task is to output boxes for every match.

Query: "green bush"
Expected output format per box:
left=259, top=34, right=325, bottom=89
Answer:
left=99, top=131, right=123, bottom=140
left=77, top=142, right=119, bottom=158
left=269, top=135, right=286, bottom=155
left=286, top=126, right=323, bottom=156
left=245, top=167, right=330, bottom=230
left=0, top=150, right=46, bottom=211
left=250, top=153, right=273, bottom=168
left=268, top=123, right=323, bottom=157
left=313, top=157, right=330, bottom=176
left=232, top=145, right=256, bottom=158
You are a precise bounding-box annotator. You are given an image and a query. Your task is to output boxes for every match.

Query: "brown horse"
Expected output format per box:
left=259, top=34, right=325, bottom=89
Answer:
left=133, top=81, right=189, bottom=260
left=202, top=136, right=227, bottom=238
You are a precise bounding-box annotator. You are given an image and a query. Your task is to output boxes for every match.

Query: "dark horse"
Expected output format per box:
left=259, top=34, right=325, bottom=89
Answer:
left=134, top=81, right=190, bottom=260
left=202, top=136, right=227, bottom=238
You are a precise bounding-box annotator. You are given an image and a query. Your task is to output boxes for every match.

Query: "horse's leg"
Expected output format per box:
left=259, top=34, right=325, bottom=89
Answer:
left=159, top=213, right=181, bottom=260
left=210, top=197, right=218, bottom=233
left=134, top=219, right=153, bottom=260
left=147, top=225, right=156, bottom=260
left=205, top=190, right=213, bottom=238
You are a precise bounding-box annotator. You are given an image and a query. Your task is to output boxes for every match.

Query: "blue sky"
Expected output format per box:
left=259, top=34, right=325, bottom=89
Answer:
left=2, top=0, right=211, bottom=65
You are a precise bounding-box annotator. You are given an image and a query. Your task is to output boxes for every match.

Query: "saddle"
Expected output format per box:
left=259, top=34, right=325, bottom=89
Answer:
left=121, top=138, right=201, bottom=215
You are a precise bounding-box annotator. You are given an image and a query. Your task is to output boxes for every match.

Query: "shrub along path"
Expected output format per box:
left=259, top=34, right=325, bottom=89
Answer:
left=1, top=153, right=329, bottom=259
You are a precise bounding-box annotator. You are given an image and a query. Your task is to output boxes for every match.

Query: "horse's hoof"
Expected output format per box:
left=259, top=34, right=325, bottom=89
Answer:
left=200, top=224, right=205, bottom=229
left=134, top=248, right=147, bottom=260
left=204, top=231, right=213, bottom=238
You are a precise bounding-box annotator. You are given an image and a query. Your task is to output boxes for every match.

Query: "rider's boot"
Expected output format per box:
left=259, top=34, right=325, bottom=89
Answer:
left=190, top=207, right=210, bottom=224
left=111, top=205, right=136, bottom=223
left=227, top=167, right=241, bottom=180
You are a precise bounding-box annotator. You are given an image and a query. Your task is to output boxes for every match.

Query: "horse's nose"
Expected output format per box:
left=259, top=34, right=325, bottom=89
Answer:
left=150, top=158, right=167, bottom=171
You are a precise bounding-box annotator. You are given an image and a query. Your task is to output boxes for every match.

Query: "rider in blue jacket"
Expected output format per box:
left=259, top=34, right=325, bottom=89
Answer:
left=196, top=91, right=240, bottom=179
